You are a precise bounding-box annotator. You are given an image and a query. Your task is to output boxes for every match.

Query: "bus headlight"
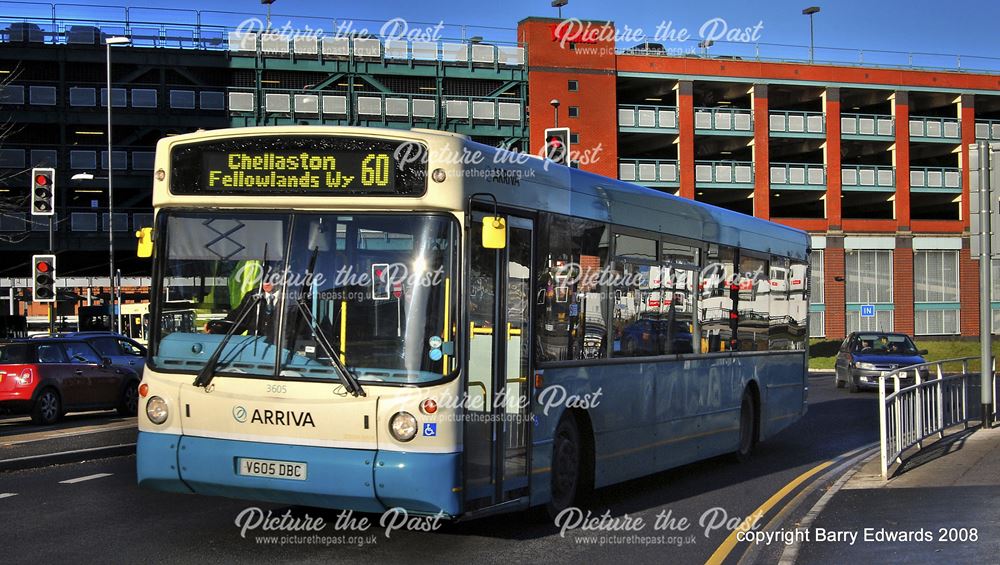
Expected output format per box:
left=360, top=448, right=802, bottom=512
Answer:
left=389, top=411, right=417, bottom=442
left=146, top=396, right=168, bottom=424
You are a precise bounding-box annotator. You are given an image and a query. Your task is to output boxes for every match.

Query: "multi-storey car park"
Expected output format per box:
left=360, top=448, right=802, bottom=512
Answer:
left=1, top=8, right=1000, bottom=340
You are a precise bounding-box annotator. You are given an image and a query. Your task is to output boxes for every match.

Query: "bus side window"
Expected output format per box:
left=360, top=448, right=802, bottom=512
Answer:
left=698, top=245, right=736, bottom=352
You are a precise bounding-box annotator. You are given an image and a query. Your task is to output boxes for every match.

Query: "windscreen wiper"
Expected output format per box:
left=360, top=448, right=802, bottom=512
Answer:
left=293, top=300, right=366, bottom=397
left=192, top=293, right=262, bottom=388
left=292, top=244, right=365, bottom=396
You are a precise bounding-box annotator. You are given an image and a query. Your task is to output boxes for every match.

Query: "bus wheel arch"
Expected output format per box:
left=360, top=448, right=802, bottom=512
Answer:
left=734, top=381, right=760, bottom=462
left=546, top=408, right=595, bottom=517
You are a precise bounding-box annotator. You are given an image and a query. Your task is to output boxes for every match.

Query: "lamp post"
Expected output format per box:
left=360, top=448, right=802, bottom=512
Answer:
left=551, top=0, right=568, bottom=19
left=550, top=98, right=560, bottom=127
left=105, top=36, right=130, bottom=334
left=802, top=6, right=820, bottom=63
left=261, top=0, right=276, bottom=30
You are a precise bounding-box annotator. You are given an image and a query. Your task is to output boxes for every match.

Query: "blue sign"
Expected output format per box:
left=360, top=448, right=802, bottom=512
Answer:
left=422, top=423, right=437, bottom=437
left=860, top=304, right=875, bottom=318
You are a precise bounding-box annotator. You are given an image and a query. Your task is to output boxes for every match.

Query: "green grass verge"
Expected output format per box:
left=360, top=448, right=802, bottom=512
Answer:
left=809, top=338, right=1000, bottom=372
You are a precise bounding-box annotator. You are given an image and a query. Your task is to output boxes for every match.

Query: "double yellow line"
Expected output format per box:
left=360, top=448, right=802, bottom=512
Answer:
left=705, top=441, right=878, bottom=565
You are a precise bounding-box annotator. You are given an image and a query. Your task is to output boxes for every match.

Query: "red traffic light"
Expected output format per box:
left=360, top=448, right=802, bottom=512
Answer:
left=35, top=174, right=50, bottom=186
left=36, top=260, right=51, bottom=273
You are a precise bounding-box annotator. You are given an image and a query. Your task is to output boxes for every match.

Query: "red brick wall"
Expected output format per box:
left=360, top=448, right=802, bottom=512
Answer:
left=825, top=245, right=846, bottom=339
left=752, top=84, right=770, bottom=220
left=893, top=244, right=914, bottom=335
left=894, top=93, right=910, bottom=229
left=678, top=81, right=695, bottom=199
left=825, top=88, right=842, bottom=228
left=960, top=241, right=982, bottom=337
left=518, top=18, right=618, bottom=179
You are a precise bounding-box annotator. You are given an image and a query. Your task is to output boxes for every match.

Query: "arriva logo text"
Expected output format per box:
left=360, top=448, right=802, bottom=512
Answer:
left=234, top=406, right=316, bottom=427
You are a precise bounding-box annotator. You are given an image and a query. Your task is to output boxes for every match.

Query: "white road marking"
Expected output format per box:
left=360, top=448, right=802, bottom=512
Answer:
left=59, top=473, right=113, bottom=484
left=0, top=493, right=17, bottom=499
left=0, top=443, right=136, bottom=467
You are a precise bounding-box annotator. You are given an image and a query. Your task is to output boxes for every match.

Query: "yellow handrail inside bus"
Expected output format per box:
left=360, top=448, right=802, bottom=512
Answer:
left=339, top=300, right=347, bottom=364
left=506, top=322, right=522, bottom=340
left=442, top=277, right=450, bottom=375
left=470, top=322, right=493, bottom=337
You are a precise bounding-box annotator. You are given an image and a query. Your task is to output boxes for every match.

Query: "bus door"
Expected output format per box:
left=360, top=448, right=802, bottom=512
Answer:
left=464, top=213, right=533, bottom=512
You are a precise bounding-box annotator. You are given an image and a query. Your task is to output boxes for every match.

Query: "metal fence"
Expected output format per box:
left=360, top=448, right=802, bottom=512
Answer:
left=879, top=357, right=999, bottom=478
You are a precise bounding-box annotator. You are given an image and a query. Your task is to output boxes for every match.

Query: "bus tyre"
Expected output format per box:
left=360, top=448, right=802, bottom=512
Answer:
left=31, top=388, right=61, bottom=425
left=734, top=390, right=757, bottom=462
left=548, top=416, right=582, bottom=518
left=118, top=381, right=139, bottom=417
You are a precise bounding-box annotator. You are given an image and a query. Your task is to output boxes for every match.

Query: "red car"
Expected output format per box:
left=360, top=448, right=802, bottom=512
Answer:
left=0, top=338, right=140, bottom=425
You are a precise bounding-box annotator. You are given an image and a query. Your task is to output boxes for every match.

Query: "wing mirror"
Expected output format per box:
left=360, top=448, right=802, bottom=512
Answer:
left=482, top=216, right=506, bottom=249
left=918, top=349, right=929, bottom=356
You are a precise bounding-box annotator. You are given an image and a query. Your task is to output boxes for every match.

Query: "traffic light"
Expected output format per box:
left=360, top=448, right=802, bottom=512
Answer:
left=543, top=127, right=571, bottom=166
left=32, top=254, right=56, bottom=303
left=31, top=167, right=55, bottom=216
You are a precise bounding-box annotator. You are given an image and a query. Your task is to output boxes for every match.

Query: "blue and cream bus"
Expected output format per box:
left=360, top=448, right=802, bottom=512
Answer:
left=136, top=126, right=810, bottom=518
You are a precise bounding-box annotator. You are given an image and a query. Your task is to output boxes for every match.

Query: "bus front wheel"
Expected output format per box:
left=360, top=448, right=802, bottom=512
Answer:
left=734, top=389, right=758, bottom=462
left=548, top=416, right=582, bottom=517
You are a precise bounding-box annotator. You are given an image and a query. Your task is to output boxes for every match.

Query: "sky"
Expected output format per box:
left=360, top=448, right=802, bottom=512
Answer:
left=6, top=0, right=1000, bottom=69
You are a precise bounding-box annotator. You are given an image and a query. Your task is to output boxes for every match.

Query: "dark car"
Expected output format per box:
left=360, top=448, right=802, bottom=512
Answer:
left=0, top=337, right=140, bottom=424
left=834, top=332, right=928, bottom=392
left=58, top=332, right=147, bottom=378
left=619, top=318, right=694, bottom=356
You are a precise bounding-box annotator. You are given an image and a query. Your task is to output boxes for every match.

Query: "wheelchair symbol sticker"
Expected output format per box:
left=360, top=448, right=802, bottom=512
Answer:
left=422, top=423, right=437, bottom=437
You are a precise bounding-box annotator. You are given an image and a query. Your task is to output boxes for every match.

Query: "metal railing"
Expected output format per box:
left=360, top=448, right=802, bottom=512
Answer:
left=618, top=104, right=678, bottom=130
left=910, top=166, right=962, bottom=191
left=769, top=162, right=826, bottom=187
left=227, top=88, right=525, bottom=126
left=768, top=110, right=825, bottom=135
left=616, top=38, right=1000, bottom=74
left=841, top=113, right=895, bottom=137
left=909, top=116, right=961, bottom=140
left=841, top=164, right=895, bottom=190
left=879, top=357, right=998, bottom=478
left=694, top=160, right=754, bottom=185
left=618, top=158, right=679, bottom=184
left=693, top=107, right=753, bottom=132
left=975, top=119, right=1000, bottom=141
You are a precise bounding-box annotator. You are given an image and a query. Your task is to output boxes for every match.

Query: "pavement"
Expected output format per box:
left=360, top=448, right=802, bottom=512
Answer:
left=786, top=423, right=1000, bottom=563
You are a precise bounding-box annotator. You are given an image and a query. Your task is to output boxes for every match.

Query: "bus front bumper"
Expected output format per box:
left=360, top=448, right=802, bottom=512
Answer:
left=136, top=431, right=460, bottom=516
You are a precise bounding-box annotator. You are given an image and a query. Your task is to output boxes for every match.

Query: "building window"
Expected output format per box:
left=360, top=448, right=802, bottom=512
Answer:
left=809, top=250, right=824, bottom=337
left=914, top=250, right=959, bottom=335
left=568, top=106, right=579, bottom=118
left=845, top=250, right=893, bottom=333
left=570, top=133, right=579, bottom=144
left=568, top=80, right=578, bottom=92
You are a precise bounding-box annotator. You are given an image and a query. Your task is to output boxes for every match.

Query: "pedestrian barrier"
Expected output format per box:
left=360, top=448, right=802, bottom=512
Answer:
left=879, top=357, right=998, bottom=478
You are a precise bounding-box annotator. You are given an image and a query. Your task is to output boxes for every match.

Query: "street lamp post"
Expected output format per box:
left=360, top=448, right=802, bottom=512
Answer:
left=106, top=36, right=130, bottom=334
left=802, top=7, right=820, bottom=63
left=261, top=0, right=276, bottom=30
left=551, top=0, right=568, bottom=19
left=550, top=98, right=560, bottom=127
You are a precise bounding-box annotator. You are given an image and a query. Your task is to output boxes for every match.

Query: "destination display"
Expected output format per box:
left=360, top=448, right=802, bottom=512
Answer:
left=170, top=136, right=426, bottom=196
